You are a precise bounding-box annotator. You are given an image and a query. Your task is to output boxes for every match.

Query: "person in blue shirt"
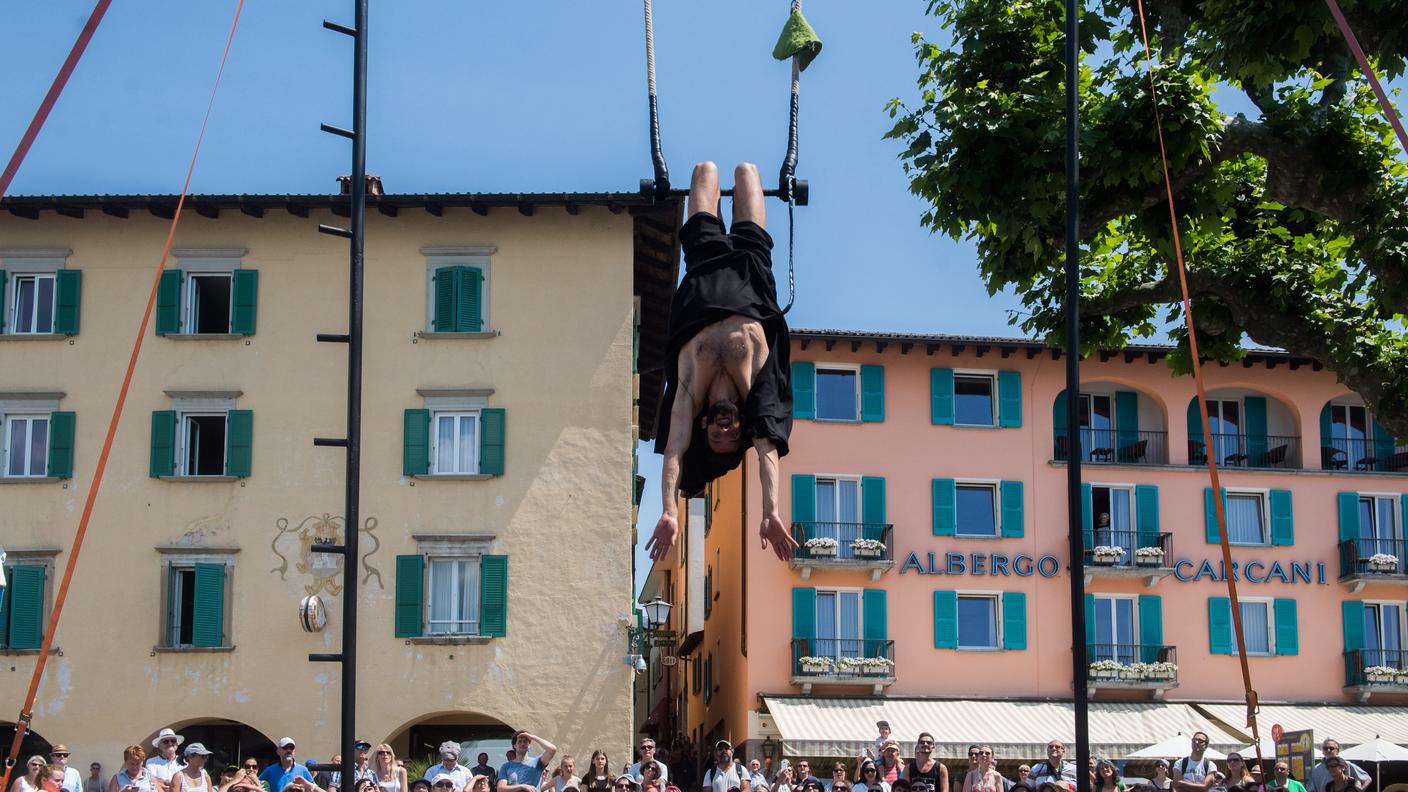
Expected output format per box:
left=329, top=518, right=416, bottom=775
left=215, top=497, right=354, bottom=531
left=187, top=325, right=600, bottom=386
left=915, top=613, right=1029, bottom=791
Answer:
left=498, top=733, right=558, bottom=792
left=259, top=740, right=316, bottom=792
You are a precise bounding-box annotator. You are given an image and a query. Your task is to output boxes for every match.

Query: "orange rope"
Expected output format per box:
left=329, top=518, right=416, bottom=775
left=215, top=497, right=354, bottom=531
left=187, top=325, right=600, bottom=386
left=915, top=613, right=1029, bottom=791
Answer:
left=1133, top=0, right=1265, bottom=769
left=0, top=2, right=246, bottom=787
left=1322, top=0, right=1408, bottom=156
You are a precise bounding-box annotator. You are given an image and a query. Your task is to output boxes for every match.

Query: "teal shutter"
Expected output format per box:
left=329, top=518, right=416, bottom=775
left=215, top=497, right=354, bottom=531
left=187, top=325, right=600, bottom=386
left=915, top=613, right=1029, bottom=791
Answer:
left=792, top=362, right=816, bottom=419
left=792, top=474, right=817, bottom=528
left=1372, top=417, right=1395, bottom=468
left=792, top=587, right=817, bottom=664
left=997, top=371, right=1022, bottom=428
left=1342, top=600, right=1365, bottom=652
left=1273, top=598, right=1299, bottom=656
left=230, top=269, right=258, bottom=335
left=0, top=571, right=8, bottom=647
left=1245, top=396, right=1269, bottom=460
left=1204, top=487, right=1227, bottom=544
left=1081, top=482, right=1093, bottom=548
left=479, top=408, right=506, bottom=475
left=0, top=270, right=6, bottom=332
left=155, top=270, right=182, bottom=335
left=1320, top=404, right=1334, bottom=449
left=1337, top=492, right=1360, bottom=542
left=932, top=478, right=956, bottom=536
left=861, top=476, right=886, bottom=527
left=931, top=368, right=955, bottom=425
left=433, top=267, right=456, bottom=331
left=1115, top=390, right=1140, bottom=448
left=862, top=589, right=888, bottom=656
left=1001, top=591, right=1027, bottom=650
left=933, top=590, right=957, bottom=649
left=456, top=267, right=483, bottom=332
left=53, top=269, right=82, bottom=335
left=1000, top=480, right=1024, bottom=538
left=5, top=566, right=45, bottom=650
left=1053, top=390, right=1068, bottom=457
left=1187, top=397, right=1204, bottom=462
left=860, top=365, right=885, bottom=422
left=225, top=409, right=253, bottom=478
left=191, top=562, right=225, bottom=648
left=1084, top=594, right=1095, bottom=647
left=1135, top=485, right=1159, bottom=548
left=402, top=409, right=430, bottom=476
left=479, top=555, right=508, bottom=636
left=149, top=410, right=177, bottom=477
left=1138, top=595, right=1163, bottom=663
left=1208, top=597, right=1233, bottom=655
left=394, top=555, right=424, bottom=637
left=47, top=411, right=75, bottom=480
left=1269, top=489, right=1294, bottom=546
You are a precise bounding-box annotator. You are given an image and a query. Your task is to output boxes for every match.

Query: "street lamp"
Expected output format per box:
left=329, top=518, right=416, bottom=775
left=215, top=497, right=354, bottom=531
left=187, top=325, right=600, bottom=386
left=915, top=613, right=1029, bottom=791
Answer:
left=642, top=597, right=673, bottom=630
left=761, top=737, right=777, bottom=761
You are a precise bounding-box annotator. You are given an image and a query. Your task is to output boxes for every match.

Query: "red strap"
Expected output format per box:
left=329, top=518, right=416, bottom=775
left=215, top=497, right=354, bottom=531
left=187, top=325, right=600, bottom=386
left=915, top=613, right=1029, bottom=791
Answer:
left=1323, top=0, right=1408, bottom=156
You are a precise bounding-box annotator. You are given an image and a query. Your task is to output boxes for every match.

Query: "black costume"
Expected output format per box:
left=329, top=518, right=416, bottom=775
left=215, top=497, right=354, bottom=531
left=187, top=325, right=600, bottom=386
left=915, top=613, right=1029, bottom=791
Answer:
left=654, top=212, right=793, bottom=496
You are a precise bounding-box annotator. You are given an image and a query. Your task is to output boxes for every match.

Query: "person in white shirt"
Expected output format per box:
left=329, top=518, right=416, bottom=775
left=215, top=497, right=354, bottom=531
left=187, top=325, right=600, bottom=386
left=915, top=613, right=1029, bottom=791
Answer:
left=1027, top=743, right=1076, bottom=787
left=146, top=730, right=186, bottom=792
left=423, top=745, right=473, bottom=790
left=49, top=745, right=83, bottom=792
left=747, top=762, right=768, bottom=792
left=1171, top=733, right=1220, bottom=792
left=628, top=742, right=669, bottom=785
left=701, top=743, right=747, bottom=792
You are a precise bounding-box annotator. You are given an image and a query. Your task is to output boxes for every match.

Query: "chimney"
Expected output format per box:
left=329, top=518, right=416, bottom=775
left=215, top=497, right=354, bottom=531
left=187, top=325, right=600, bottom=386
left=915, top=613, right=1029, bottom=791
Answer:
left=337, top=175, right=384, bottom=195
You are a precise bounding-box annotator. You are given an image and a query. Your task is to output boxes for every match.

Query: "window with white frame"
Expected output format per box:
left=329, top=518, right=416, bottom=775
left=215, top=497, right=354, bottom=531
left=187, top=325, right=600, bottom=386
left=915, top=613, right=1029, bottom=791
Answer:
left=1363, top=602, right=1405, bottom=668
left=432, top=411, right=479, bottom=474
left=9, top=273, right=56, bottom=334
left=426, top=556, right=482, bottom=636
left=3, top=413, right=49, bottom=477
left=423, top=246, right=494, bottom=334
left=1091, top=484, right=1134, bottom=555
left=815, top=366, right=859, bottom=421
left=955, top=482, right=998, bottom=537
left=1091, top=596, right=1137, bottom=664
left=179, top=413, right=228, bottom=476
left=185, top=272, right=233, bottom=334
left=1225, top=490, right=1268, bottom=545
left=813, top=477, right=861, bottom=549
left=1358, top=495, right=1402, bottom=557
left=814, top=589, right=863, bottom=660
left=1236, top=600, right=1274, bottom=656
left=956, top=594, right=999, bottom=649
left=954, top=373, right=996, bottom=426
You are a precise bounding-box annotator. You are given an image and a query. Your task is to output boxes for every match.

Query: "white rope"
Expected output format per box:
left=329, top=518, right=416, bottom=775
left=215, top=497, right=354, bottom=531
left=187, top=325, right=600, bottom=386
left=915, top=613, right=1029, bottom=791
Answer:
left=645, top=0, right=657, bottom=97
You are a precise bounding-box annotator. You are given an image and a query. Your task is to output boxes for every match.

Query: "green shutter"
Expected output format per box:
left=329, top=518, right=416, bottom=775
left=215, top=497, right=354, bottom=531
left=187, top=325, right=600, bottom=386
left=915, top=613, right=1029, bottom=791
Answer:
left=155, top=270, right=182, bottom=335
left=1245, top=396, right=1269, bottom=460
left=1269, top=489, right=1294, bottom=546
left=230, top=269, right=258, bottom=335
left=932, top=478, right=956, bottom=536
left=1337, top=492, right=1361, bottom=542
left=191, top=563, right=225, bottom=648
left=1084, top=594, right=1095, bottom=647
left=933, top=590, right=957, bottom=649
left=792, top=587, right=817, bottom=646
left=862, top=589, right=888, bottom=657
left=1205, top=487, right=1226, bottom=544
left=394, top=555, right=424, bottom=637
left=225, top=410, right=253, bottom=478
left=997, top=371, right=1022, bottom=428
left=860, top=365, right=885, bottom=422
left=1138, top=595, right=1163, bottom=663
left=1273, top=598, right=1299, bottom=656
left=150, top=410, right=177, bottom=477
left=792, top=362, right=816, bottom=420
left=456, top=267, right=483, bottom=332
left=433, top=267, right=457, bottom=331
left=1208, top=597, right=1232, bottom=655
left=792, top=474, right=817, bottom=526
left=0, top=571, right=9, bottom=647
left=479, top=554, right=508, bottom=636
left=0, top=270, right=6, bottom=332
left=1115, top=390, right=1140, bottom=447
left=1081, top=482, right=1093, bottom=548
left=931, top=368, right=955, bottom=425
left=47, top=411, right=75, bottom=480
left=861, top=476, right=886, bottom=526
left=1053, top=390, right=1068, bottom=457
left=1342, top=600, right=1365, bottom=652
left=1135, top=485, right=1159, bottom=548
left=6, top=565, right=46, bottom=650
left=1372, top=417, right=1395, bottom=468
left=402, top=409, right=430, bottom=476
left=1000, top=480, right=1024, bottom=538
left=1001, top=591, right=1027, bottom=650
left=1320, top=404, right=1334, bottom=450
left=53, top=269, right=82, bottom=335
left=1187, top=397, right=1205, bottom=462
left=479, top=408, right=506, bottom=475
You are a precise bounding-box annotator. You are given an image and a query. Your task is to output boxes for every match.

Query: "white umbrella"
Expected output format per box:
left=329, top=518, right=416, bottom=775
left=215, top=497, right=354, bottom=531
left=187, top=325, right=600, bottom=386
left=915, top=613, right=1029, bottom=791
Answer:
left=1127, top=734, right=1228, bottom=760
left=1340, top=738, right=1408, bottom=763
left=1237, top=737, right=1323, bottom=762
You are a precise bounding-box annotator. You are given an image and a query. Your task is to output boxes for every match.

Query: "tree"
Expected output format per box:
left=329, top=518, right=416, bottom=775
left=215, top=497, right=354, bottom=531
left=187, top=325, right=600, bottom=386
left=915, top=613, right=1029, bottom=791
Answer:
left=885, top=0, right=1408, bottom=438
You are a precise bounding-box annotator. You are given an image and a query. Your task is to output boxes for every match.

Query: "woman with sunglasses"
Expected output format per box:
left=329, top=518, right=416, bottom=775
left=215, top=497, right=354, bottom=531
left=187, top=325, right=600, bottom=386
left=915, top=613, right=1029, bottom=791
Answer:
left=369, top=746, right=404, bottom=792
left=961, top=747, right=1002, bottom=792
left=854, top=760, right=887, bottom=792
left=773, top=766, right=794, bottom=792
left=1094, top=760, right=1123, bottom=792
left=172, top=745, right=215, bottom=792
left=580, top=754, right=611, bottom=792
left=1321, top=761, right=1358, bottom=792
left=12, top=757, right=48, bottom=792
left=1223, top=756, right=1254, bottom=788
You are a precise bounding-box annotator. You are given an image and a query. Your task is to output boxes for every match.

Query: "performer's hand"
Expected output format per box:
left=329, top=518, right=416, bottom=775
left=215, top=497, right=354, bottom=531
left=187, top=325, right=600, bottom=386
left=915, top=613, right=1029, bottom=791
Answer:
left=646, top=513, right=679, bottom=560
left=759, top=511, right=797, bottom=562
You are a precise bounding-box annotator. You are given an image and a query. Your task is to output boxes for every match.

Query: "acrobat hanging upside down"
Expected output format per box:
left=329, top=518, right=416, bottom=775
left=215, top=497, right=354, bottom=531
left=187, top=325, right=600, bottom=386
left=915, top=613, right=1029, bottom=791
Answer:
left=645, top=161, right=799, bottom=564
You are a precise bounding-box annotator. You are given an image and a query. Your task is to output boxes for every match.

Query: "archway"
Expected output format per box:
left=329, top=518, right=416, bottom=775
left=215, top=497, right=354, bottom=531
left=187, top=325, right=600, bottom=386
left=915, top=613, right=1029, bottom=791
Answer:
left=2, top=722, right=53, bottom=768
left=385, top=712, right=514, bottom=782
left=141, top=720, right=277, bottom=772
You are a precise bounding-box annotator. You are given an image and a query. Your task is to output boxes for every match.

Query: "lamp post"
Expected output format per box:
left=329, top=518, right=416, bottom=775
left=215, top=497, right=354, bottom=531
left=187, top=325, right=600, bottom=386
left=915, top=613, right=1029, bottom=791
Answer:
left=632, top=598, right=677, bottom=740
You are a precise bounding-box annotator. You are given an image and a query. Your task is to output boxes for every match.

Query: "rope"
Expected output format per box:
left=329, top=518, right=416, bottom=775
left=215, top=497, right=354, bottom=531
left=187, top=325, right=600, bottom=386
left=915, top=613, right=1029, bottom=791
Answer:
left=0, top=3, right=246, bottom=789
left=644, top=0, right=669, bottom=198
left=1322, top=0, right=1408, bottom=156
left=778, top=0, right=802, bottom=314
left=1133, top=0, right=1264, bottom=767
left=0, top=0, right=113, bottom=198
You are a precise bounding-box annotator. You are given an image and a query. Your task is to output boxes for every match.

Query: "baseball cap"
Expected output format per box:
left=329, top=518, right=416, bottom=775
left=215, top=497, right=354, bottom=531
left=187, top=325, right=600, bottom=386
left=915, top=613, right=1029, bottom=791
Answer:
left=891, top=780, right=911, bottom=792
left=410, top=781, right=431, bottom=792
left=439, top=741, right=462, bottom=758
left=714, top=740, right=732, bottom=750
left=184, top=744, right=214, bottom=758
left=278, top=738, right=297, bottom=750
left=355, top=741, right=372, bottom=751
left=876, top=721, right=890, bottom=730
left=614, top=776, right=639, bottom=789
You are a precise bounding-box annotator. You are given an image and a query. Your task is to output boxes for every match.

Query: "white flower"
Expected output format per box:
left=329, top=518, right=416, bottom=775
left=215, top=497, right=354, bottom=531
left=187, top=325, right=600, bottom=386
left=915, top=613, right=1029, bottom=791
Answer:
left=1093, top=545, right=1126, bottom=558
left=1364, top=665, right=1399, bottom=676
left=851, top=538, right=886, bottom=552
left=1368, top=553, right=1398, bottom=566
left=798, top=656, right=833, bottom=670
left=804, top=537, right=839, bottom=549
left=1135, top=546, right=1165, bottom=558
left=1089, top=659, right=1127, bottom=672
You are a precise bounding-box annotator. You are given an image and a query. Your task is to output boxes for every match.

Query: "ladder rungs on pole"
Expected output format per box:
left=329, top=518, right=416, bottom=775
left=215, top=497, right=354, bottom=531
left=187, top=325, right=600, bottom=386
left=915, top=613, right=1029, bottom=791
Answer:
left=308, top=653, right=343, bottom=662
left=323, top=19, right=356, bottom=36
left=316, top=333, right=350, bottom=343
left=314, top=437, right=348, bottom=447
left=320, top=123, right=355, bottom=140
left=318, top=224, right=352, bottom=238
left=310, top=544, right=346, bottom=555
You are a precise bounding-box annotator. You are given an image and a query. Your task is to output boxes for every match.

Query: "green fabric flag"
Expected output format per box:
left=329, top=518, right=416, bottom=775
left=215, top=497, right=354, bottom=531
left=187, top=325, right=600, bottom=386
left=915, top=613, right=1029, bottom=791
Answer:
left=772, top=10, right=823, bottom=72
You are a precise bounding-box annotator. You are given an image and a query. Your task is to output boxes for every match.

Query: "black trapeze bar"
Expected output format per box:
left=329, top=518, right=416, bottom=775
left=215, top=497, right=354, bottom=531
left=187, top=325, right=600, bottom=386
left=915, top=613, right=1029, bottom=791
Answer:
left=639, top=178, right=808, bottom=206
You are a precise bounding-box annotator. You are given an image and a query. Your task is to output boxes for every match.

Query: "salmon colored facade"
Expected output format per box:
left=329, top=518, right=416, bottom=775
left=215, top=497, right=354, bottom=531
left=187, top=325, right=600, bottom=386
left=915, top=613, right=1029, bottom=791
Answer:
left=681, top=329, right=1408, bottom=759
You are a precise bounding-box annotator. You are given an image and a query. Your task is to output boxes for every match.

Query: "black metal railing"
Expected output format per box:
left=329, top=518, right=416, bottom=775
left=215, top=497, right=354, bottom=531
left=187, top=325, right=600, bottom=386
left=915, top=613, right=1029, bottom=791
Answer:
left=791, top=522, right=893, bottom=562
left=791, top=638, right=896, bottom=678
left=1337, top=538, right=1407, bottom=579
left=1344, top=648, right=1408, bottom=687
left=1322, top=438, right=1408, bottom=473
left=1087, top=644, right=1177, bottom=674
left=1083, top=529, right=1173, bottom=568
left=1189, top=433, right=1300, bottom=469
left=1054, top=430, right=1169, bottom=465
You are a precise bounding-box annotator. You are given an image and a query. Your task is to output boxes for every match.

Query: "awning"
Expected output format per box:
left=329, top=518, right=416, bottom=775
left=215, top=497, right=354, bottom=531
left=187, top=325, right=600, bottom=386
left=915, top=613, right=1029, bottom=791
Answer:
left=761, top=697, right=1245, bottom=760
left=1194, top=703, right=1408, bottom=747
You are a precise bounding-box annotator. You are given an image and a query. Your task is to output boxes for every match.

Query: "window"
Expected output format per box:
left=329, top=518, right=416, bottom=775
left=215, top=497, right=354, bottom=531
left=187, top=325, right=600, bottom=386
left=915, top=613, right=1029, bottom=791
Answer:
left=1226, top=491, right=1268, bottom=545
left=155, top=266, right=257, bottom=336
left=1237, top=600, right=1273, bottom=656
left=181, top=414, right=227, bottom=476
left=815, top=367, right=859, bottom=421
left=10, top=274, right=54, bottom=334
left=422, top=248, right=494, bottom=334
left=2, top=262, right=79, bottom=337
left=1363, top=603, right=1405, bottom=668
left=394, top=548, right=507, bottom=639
left=427, top=557, right=482, bottom=635
left=812, top=477, right=862, bottom=549
left=1358, top=496, right=1401, bottom=557
left=1091, top=596, right=1137, bottom=664
left=432, top=412, right=479, bottom=474
left=814, top=589, right=863, bottom=659
left=186, top=273, right=232, bottom=334
left=3, top=414, right=48, bottom=477
left=956, top=594, right=998, bottom=649
left=954, top=374, right=995, bottom=426
left=1206, top=399, right=1241, bottom=461
left=150, top=406, right=252, bottom=479
left=956, top=483, right=997, bottom=537
left=162, top=561, right=228, bottom=649
left=0, top=561, right=50, bottom=650
left=402, top=402, right=505, bottom=477
left=1090, top=485, right=1134, bottom=556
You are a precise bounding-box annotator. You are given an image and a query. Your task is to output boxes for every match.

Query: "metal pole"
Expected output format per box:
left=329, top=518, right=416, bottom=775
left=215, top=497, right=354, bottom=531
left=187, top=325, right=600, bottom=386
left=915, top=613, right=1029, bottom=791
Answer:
left=1063, top=0, right=1089, bottom=788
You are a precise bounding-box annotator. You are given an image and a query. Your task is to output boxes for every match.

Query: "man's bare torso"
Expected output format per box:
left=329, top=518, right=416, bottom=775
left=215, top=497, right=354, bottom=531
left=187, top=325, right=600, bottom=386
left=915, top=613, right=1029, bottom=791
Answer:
left=678, top=314, right=769, bottom=407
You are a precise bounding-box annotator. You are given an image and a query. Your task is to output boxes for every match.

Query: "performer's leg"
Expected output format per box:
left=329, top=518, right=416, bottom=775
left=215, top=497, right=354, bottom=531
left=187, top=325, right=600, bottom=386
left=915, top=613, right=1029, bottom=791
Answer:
left=732, top=162, right=766, bottom=230
left=688, top=162, right=721, bottom=220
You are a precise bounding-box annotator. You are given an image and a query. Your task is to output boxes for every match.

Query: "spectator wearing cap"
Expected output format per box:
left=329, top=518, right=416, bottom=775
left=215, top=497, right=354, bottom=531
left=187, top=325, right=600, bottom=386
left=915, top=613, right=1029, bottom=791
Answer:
left=330, top=741, right=377, bottom=792
left=423, top=745, right=472, bottom=790
left=1309, top=741, right=1370, bottom=792
left=853, top=760, right=886, bottom=792
left=427, top=772, right=459, bottom=792
left=49, top=745, right=82, bottom=792
left=701, top=742, right=748, bottom=792
left=86, top=763, right=105, bottom=792
left=172, top=744, right=214, bottom=792
left=1028, top=743, right=1076, bottom=787
left=868, top=723, right=893, bottom=762
left=259, top=740, right=316, bottom=792
left=498, top=733, right=558, bottom=792
left=877, top=743, right=902, bottom=786
left=471, top=757, right=498, bottom=792
left=628, top=741, right=669, bottom=786
left=613, top=777, right=639, bottom=792
left=1268, top=762, right=1306, bottom=792
left=906, top=733, right=946, bottom=792
left=147, top=730, right=186, bottom=792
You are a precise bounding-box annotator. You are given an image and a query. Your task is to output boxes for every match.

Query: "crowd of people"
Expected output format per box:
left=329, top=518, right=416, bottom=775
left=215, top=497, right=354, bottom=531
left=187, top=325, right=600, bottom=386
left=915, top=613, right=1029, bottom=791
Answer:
left=8, top=725, right=1379, bottom=792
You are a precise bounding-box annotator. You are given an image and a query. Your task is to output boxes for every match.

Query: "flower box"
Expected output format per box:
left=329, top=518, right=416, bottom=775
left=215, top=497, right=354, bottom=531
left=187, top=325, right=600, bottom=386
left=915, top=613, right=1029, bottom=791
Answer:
left=1135, top=547, right=1165, bottom=567
left=1368, top=554, right=1399, bottom=572
left=1365, top=665, right=1398, bottom=683
left=851, top=538, right=886, bottom=559
left=804, top=537, right=839, bottom=558
left=1089, top=659, right=1125, bottom=680
left=798, top=656, right=833, bottom=674
left=1092, top=546, right=1125, bottom=566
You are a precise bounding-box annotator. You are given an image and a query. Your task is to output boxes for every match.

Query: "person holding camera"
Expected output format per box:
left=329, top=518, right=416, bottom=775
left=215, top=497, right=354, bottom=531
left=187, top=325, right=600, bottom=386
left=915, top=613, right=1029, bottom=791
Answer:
left=109, top=747, right=156, bottom=792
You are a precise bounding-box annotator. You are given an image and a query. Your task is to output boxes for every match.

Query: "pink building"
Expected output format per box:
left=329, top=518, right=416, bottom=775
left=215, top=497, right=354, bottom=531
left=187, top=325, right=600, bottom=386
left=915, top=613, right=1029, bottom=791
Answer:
left=672, top=329, right=1408, bottom=766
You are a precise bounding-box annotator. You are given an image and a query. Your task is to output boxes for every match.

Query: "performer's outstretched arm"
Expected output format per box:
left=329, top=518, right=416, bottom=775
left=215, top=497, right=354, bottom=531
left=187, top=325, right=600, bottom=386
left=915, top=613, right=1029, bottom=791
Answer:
left=647, top=385, right=696, bottom=560
left=754, top=438, right=796, bottom=561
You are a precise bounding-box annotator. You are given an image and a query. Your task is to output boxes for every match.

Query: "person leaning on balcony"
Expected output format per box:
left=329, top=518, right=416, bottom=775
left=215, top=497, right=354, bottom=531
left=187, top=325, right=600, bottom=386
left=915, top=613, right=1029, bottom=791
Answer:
left=1171, top=733, right=1219, bottom=792
left=1028, top=742, right=1077, bottom=787
left=905, top=735, right=947, bottom=792
left=1308, top=742, right=1370, bottom=792
left=961, top=747, right=1003, bottom=792
left=1267, top=762, right=1306, bottom=792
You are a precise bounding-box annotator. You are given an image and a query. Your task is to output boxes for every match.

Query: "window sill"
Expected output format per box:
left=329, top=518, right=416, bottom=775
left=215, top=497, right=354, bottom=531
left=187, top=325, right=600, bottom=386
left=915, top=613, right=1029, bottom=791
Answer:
left=152, top=645, right=235, bottom=654
left=952, top=423, right=1001, bottom=430
left=412, top=473, right=493, bottom=481
left=0, top=334, right=71, bottom=342
left=157, top=475, right=241, bottom=482
left=160, top=333, right=248, bottom=340
left=0, top=646, right=61, bottom=656
left=415, top=331, right=499, bottom=340
left=0, top=476, right=62, bottom=485
left=405, top=635, right=493, bottom=645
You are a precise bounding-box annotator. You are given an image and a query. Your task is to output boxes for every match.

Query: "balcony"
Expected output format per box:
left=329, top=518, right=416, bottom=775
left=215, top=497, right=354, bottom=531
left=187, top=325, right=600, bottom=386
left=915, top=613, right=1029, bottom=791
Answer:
left=1054, top=430, right=1169, bottom=466
left=1087, top=644, right=1178, bottom=698
left=1337, top=538, right=1408, bottom=592
left=1322, top=438, right=1408, bottom=473
left=789, top=521, right=895, bottom=581
left=1189, top=433, right=1300, bottom=469
left=1343, top=649, right=1408, bottom=701
left=1083, top=529, right=1175, bottom=587
left=791, top=638, right=896, bottom=695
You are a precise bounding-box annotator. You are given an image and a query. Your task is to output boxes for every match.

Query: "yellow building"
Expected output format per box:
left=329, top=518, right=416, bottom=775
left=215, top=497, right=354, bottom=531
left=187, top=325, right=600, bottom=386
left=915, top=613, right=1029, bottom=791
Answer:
left=0, top=190, right=680, bottom=771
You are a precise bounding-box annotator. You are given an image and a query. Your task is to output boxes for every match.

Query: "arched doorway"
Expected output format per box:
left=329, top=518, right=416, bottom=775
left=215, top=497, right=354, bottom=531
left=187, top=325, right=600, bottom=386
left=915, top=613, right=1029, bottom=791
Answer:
left=141, top=720, right=277, bottom=772
left=385, top=713, right=514, bottom=781
left=1, top=723, right=53, bottom=767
